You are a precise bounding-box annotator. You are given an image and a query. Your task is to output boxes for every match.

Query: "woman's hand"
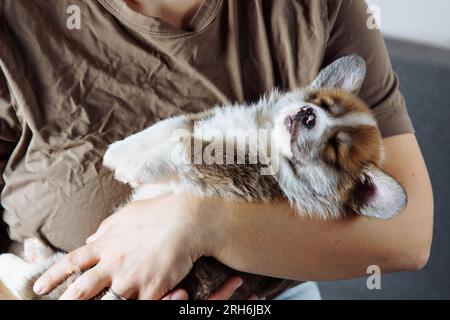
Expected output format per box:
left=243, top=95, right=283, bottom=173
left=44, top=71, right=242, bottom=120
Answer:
left=32, top=193, right=221, bottom=300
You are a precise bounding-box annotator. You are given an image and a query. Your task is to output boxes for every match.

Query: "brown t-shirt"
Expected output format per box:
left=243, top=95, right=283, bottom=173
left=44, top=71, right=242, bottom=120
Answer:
left=0, top=0, right=414, bottom=251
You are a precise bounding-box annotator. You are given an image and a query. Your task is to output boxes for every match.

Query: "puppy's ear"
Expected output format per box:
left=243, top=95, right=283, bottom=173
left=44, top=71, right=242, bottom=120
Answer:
left=308, top=55, right=367, bottom=95
left=349, top=165, right=407, bottom=219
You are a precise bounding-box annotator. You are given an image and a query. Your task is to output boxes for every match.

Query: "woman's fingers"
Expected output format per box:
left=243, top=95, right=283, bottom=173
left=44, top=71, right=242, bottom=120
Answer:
left=138, top=284, right=168, bottom=300
left=162, top=289, right=189, bottom=300
left=59, top=265, right=110, bottom=300
left=208, top=276, right=243, bottom=300
left=100, top=279, right=138, bottom=300
left=33, top=245, right=99, bottom=295
left=86, top=214, right=115, bottom=244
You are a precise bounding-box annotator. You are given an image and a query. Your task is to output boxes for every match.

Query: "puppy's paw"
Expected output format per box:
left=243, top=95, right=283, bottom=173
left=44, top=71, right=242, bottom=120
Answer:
left=0, top=253, right=13, bottom=271
left=103, top=140, right=128, bottom=171
left=113, top=169, right=144, bottom=188
left=112, top=154, right=152, bottom=188
left=0, top=253, right=31, bottom=299
left=103, top=136, right=155, bottom=176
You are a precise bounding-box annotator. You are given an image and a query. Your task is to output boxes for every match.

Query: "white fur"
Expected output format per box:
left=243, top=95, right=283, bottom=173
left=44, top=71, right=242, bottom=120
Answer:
left=0, top=254, right=35, bottom=299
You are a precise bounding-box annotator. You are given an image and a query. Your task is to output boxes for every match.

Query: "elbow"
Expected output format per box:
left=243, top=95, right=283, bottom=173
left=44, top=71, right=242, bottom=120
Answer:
left=413, top=250, right=431, bottom=271
left=397, top=212, right=433, bottom=272
left=402, top=241, right=432, bottom=271
left=377, top=232, right=432, bottom=273
left=386, top=199, right=434, bottom=272
left=403, top=188, right=434, bottom=272
left=384, top=233, right=432, bottom=272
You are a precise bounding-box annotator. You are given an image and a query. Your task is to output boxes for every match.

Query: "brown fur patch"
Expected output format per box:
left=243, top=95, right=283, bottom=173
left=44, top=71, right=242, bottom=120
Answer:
left=305, top=88, right=382, bottom=173
left=304, top=88, right=383, bottom=212
left=305, top=88, right=375, bottom=118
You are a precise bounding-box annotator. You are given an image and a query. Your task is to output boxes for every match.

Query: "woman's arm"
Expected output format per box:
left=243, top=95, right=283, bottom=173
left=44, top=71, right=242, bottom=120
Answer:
left=202, top=133, right=433, bottom=280
left=34, top=134, right=432, bottom=299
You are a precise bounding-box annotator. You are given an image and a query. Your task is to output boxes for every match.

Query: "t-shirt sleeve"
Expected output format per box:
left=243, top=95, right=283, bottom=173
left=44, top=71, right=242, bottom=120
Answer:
left=323, top=0, right=414, bottom=138
left=0, top=71, right=20, bottom=251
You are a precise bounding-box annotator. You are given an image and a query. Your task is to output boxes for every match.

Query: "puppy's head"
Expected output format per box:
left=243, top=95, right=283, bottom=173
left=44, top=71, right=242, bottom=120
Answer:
left=274, top=55, right=406, bottom=219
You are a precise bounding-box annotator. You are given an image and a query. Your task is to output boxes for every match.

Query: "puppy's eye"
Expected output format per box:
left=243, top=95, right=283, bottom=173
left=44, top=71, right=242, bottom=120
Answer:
left=319, top=99, right=341, bottom=115
left=329, top=135, right=339, bottom=153
left=320, top=101, right=331, bottom=112
left=327, top=131, right=352, bottom=165
left=323, top=135, right=340, bottom=164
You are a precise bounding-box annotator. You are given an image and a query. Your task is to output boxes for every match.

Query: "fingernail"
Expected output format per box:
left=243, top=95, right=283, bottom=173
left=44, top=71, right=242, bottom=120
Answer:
left=233, top=278, right=243, bottom=289
left=171, top=291, right=188, bottom=300
left=33, top=280, right=44, bottom=295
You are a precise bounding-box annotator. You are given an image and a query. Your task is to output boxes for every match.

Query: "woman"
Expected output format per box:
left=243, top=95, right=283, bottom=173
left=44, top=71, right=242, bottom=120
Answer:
left=0, top=0, right=433, bottom=300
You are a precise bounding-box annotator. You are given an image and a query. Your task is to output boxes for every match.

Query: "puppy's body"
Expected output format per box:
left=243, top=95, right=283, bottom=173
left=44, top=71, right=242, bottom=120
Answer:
left=0, top=55, right=406, bottom=300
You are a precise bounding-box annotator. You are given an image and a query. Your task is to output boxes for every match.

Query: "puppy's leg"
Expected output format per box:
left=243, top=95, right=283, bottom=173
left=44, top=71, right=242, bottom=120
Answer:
left=112, top=136, right=192, bottom=187
left=0, top=253, right=35, bottom=299
left=103, top=116, right=191, bottom=173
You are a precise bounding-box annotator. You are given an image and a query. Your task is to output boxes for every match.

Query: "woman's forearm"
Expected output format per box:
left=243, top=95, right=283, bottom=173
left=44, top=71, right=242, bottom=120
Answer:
left=201, top=134, right=433, bottom=281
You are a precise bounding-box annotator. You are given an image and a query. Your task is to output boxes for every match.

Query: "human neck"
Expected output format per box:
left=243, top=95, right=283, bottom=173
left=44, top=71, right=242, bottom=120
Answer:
left=123, top=0, right=205, bottom=29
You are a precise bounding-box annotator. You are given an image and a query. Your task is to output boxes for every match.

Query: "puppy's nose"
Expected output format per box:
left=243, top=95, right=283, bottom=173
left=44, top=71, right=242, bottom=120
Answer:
left=297, top=106, right=316, bottom=129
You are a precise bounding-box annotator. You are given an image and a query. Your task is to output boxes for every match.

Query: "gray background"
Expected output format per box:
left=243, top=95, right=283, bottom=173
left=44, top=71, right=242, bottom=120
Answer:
left=319, top=38, right=450, bottom=300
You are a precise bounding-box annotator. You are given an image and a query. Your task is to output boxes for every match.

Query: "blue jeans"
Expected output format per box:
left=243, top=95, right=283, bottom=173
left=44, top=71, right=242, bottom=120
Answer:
left=273, top=281, right=322, bottom=300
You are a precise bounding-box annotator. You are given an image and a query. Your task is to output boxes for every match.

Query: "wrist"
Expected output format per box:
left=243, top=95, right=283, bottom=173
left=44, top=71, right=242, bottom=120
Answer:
left=187, top=194, right=230, bottom=258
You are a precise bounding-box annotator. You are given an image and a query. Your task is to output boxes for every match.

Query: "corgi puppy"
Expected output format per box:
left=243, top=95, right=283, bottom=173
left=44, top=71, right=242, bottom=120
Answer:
left=0, top=55, right=406, bottom=300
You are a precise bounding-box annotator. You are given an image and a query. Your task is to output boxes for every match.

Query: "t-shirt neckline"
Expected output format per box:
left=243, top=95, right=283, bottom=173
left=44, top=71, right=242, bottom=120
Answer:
left=97, top=0, right=222, bottom=38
